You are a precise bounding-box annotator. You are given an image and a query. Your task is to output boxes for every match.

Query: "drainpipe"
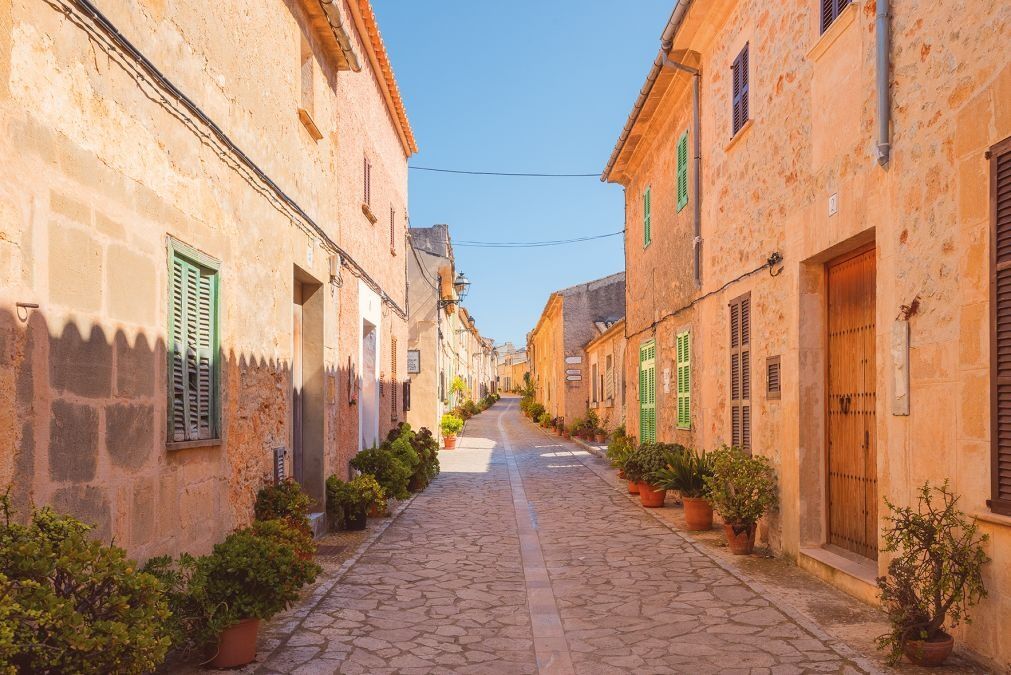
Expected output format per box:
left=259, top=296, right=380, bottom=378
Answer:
left=662, top=54, right=702, bottom=287
left=875, top=0, right=891, bottom=165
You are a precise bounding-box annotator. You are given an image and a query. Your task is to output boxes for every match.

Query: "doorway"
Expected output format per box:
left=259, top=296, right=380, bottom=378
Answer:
left=292, top=271, right=324, bottom=509
left=826, top=246, right=878, bottom=560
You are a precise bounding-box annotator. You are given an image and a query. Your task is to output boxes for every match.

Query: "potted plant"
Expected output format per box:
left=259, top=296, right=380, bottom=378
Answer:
left=594, top=427, right=608, bottom=444
left=624, top=443, right=684, bottom=508
left=562, top=423, right=574, bottom=440
left=704, top=446, right=777, bottom=554
left=253, top=478, right=313, bottom=542
left=192, top=524, right=320, bottom=668
left=537, top=411, right=552, bottom=429
left=326, top=475, right=385, bottom=531
left=440, top=413, right=464, bottom=449
left=875, top=481, right=989, bottom=667
left=650, top=448, right=716, bottom=530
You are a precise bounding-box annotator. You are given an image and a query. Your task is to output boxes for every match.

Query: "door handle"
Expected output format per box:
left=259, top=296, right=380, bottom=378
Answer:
left=839, top=395, right=851, bottom=414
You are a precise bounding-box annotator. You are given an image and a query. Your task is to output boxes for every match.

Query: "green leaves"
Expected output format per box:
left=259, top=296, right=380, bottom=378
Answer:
left=624, top=442, right=686, bottom=485
left=702, top=446, right=777, bottom=525
left=649, top=447, right=715, bottom=498
left=253, top=479, right=313, bottom=532
left=440, top=413, right=465, bottom=436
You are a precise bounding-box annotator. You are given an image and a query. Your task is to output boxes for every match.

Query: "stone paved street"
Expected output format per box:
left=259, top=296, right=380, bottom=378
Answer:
left=250, top=397, right=872, bottom=674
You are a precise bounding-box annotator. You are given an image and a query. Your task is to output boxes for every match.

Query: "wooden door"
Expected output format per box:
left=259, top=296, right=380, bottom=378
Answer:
left=292, top=282, right=304, bottom=484
left=826, top=247, right=878, bottom=559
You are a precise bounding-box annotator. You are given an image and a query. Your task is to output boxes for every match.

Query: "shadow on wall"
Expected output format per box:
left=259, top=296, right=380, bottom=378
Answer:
left=0, top=307, right=372, bottom=559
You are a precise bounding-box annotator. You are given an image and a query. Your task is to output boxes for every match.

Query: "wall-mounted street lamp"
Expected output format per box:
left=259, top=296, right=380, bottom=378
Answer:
left=453, top=272, right=471, bottom=300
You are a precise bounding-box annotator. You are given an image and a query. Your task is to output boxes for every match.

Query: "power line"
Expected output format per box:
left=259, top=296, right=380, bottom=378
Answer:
left=453, top=231, right=624, bottom=248
left=409, top=165, right=599, bottom=178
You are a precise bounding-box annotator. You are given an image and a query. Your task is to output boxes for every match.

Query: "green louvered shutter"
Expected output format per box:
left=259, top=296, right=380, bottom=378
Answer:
left=169, top=244, right=220, bottom=443
left=643, top=186, right=652, bottom=247
left=676, top=131, right=689, bottom=212
left=676, top=331, right=691, bottom=429
left=639, top=341, right=656, bottom=443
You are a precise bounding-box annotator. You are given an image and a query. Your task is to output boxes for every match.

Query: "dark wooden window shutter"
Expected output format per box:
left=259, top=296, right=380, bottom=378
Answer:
left=391, top=336, right=398, bottom=419
left=403, top=379, right=411, bottom=412
left=730, top=293, right=752, bottom=451
left=363, top=155, right=371, bottom=206
left=990, top=136, right=1011, bottom=515
left=821, top=0, right=853, bottom=34
left=731, top=44, right=750, bottom=136
left=766, top=355, right=781, bottom=400
left=390, top=207, right=396, bottom=253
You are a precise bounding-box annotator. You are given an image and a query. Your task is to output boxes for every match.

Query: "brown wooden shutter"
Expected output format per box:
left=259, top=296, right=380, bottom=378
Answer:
left=990, top=136, right=1011, bottom=515
left=391, top=336, right=398, bottom=419
left=390, top=207, right=396, bottom=253
left=766, top=355, right=781, bottom=400
left=731, top=45, right=749, bottom=136
left=821, top=0, right=853, bottom=33
left=730, top=293, right=752, bottom=451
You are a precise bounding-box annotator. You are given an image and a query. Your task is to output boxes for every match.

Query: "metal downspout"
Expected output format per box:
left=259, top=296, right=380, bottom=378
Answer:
left=876, top=0, right=891, bottom=165
left=662, top=56, right=703, bottom=287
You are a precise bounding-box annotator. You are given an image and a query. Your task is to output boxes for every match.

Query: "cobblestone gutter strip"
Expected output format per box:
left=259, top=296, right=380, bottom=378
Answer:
left=250, top=492, right=419, bottom=672
left=527, top=418, right=885, bottom=675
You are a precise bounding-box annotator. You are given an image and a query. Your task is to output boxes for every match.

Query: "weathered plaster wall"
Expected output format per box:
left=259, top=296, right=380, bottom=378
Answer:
left=586, top=322, right=626, bottom=433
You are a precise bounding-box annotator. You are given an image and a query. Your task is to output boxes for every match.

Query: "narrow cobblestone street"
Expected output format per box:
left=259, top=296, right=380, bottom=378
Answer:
left=249, top=397, right=875, bottom=674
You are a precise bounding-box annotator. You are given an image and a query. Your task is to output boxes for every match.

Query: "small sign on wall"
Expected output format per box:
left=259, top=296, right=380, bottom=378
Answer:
left=407, top=349, right=421, bottom=374
left=662, top=368, right=671, bottom=394
left=565, top=356, right=583, bottom=364
left=566, top=375, right=582, bottom=381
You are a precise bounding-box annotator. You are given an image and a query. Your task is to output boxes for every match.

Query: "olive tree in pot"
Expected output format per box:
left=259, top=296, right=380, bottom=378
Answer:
left=876, top=481, right=988, bottom=667
left=704, top=446, right=777, bottom=554
left=651, top=448, right=716, bottom=530
left=440, top=413, right=464, bottom=449
left=625, top=443, right=684, bottom=508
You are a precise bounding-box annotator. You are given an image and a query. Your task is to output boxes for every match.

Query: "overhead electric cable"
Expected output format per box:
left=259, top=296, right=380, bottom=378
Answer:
left=453, top=231, right=624, bottom=248
left=409, top=166, right=599, bottom=177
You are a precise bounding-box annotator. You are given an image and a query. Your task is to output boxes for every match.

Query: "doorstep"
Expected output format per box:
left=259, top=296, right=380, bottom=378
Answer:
left=798, top=545, right=879, bottom=607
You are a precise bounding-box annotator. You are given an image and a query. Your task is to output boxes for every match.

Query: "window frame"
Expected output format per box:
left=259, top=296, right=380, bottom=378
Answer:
left=821, top=0, right=853, bottom=34
left=989, top=135, right=1011, bottom=516
left=676, top=130, right=689, bottom=213
left=166, top=237, right=221, bottom=450
left=643, top=185, right=652, bottom=247
left=731, top=44, right=750, bottom=137
left=729, top=292, right=752, bottom=452
left=676, top=330, right=691, bottom=429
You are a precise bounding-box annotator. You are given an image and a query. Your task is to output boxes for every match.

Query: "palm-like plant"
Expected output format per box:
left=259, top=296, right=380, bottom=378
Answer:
left=649, top=448, right=715, bottom=498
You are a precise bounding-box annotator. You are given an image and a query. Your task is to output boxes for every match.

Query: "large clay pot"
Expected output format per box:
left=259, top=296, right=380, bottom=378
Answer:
left=638, top=483, right=666, bottom=508
left=595, top=432, right=607, bottom=443
left=628, top=480, right=640, bottom=494
left=344, top=507, right=367, bottom=531
left=210, top=617, right=261, bottom=669
left=444, top=435, right=457, bottom=449
left=723, top=522, right=757, bottom=555
left=903, top=632, right=954, bottom=667
left=682, top=497, right=714, bottom=531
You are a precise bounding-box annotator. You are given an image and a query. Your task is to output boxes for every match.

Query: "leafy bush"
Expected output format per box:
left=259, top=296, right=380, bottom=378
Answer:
left=624, top=442, right=685, bottom=484
left=0, top=497, right=171, bottom=674
left=386, top=426, right=421, bottom=476
left=350, top=446, right=412, bottom=500
left=253, top=478, right=311, bottom=533
left=875, top=481, right=989, bottom=664
left=650, top=447, right=715, bottom=498
left=537, top=411, right=552, bottom=427
left=519, top=395, right=534, bottom=416
left=440, top=413, right=464, bottom=437
left=703, top=446, right=777, bottom=526
left=606, top=425, right=634, bottom=470
left=528, top=402, right=545, bottom=421
left=188, top=525, right=320, bottom=639
left=450, top=375, right=467, bottom=395
left=140, top=554, right=203, bottom=660
left=409, top=426, right=440, bottom=490
left=326, top=474, right=385, bottom=526
left=461, top=399, right=480, bottom=417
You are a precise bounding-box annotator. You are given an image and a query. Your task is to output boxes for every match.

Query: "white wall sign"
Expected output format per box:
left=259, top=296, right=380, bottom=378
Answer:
left=565, top=356, right=582, bottom=364
left=566, top=375, right=582, bottom=381
left=407, top=349, right=421, bottom=374
left=662, top=367, right=671, bottom=394
left=565, top=369, right=581, bottom=376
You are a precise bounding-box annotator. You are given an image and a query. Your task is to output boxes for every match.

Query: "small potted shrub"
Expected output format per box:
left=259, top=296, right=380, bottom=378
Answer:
left=537, top=411, right=552, bottom=429
left=254, top=478, right=313, bottom=542
left=594, top=427, right=608, bottom=444
left=326, top=475, right=385, bottom=531
left=875, top=481, right=988, bottom=667
left=562, top=423, right=574, bottom=440
left=190, top=524, right=320, bottom=668
left=408, top=426, right=440, bottom=491
left=704, top=446, right=777, bottom=554
left=440, top=413, right=464, bottom=449
left=625, top=443, right=684, bottom=507
left=528, top=402, right=545, bottom=423
left=651, top=448, right=716, bottom=530
left=351, top=445, right=412, bottom=501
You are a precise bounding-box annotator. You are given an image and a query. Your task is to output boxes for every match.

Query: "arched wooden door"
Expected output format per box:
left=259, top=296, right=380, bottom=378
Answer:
left=826, top=246, right=878, bottom=559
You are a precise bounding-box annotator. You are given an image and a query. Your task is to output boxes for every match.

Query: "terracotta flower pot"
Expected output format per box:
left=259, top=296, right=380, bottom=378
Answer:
left=595, top=433, right=607, bottom=443
left=723, top=522, right=757, bottom=555
left=210, top=617, right=261, bottom=669
left=628, top=480, right=640, bottom=494
left=682, top=497, right=714, bottom=531
left=903, top=632, right=954, bottom=667
left=444, top=434, right=457, bottom=449
left=638, top=483, right=666, bottom=508
left=344, top=507, right=367, bottom=531
left=617, top=469, right=627, bottom=480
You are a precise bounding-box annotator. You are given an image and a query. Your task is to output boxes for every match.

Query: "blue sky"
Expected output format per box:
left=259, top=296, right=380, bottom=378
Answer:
left=373, top=1, right=673, bottom=346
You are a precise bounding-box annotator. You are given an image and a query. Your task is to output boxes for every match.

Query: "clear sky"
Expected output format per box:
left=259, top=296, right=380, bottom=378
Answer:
left=373, top=0, right=674, bottom=346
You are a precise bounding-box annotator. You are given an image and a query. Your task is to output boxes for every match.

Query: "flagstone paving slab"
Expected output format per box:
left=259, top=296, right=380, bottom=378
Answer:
left=240, top=399, right=876, bottom=674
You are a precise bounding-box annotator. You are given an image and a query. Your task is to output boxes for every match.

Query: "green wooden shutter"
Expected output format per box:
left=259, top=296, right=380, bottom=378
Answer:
left=676, top=131, right=689, bottom=213
left=639, top=341, right=656, bottom=443
left=643, top=186, right=652, bottom=247
left=676, top=331, right=691, bottom=429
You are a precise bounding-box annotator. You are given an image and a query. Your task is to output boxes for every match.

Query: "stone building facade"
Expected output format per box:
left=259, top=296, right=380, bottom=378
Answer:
left=0, top=0, right=414, bottom=558
left=604, top=0, right=1011, bottom=665
left=585, top=318, right=626, bottom=434
left=527, top=272, right=625, bottom=425
left=496, top=342, right=528, bottom=393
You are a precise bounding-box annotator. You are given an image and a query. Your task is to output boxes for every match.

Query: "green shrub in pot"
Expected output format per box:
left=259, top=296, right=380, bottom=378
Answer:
left=326, top=475, right=385, bottom=530
left=650, top=447, right=715, bottom=498
left=350, top=445, right=412, bottom=500
left=704, top=446, right=777, bottom=553
left=440, top=413, right=464, bottom=437
left=253, top=478, right=312, bottom=533
left=623, top=442, right=685, bottom=486
left=606, top=426, right=634, bottom=472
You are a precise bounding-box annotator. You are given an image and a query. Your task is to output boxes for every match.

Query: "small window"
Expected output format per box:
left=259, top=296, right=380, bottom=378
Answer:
left=168, top=239, right=221, bottom=446
left=766, top=355, right=781, bottom=400
left=988, top=135, right=1011, bottom=516
left=729, top=293, right=751, bottom=451
left=390, top=207, right=396, bottom=254
left=676, top=130, right=689, bottom=212
left=391, top=336, right=398, bottom=419
left=591, top=362, right=599, bottom=403
left=643, top=186, right=652, bottom=247
left=731, top=44, right=750, bottom=137
left=363, top=155, right=372, bottom=207
left=821, top=0, right=853, bottom=34
left=605, top=354, right=614, bottom=400
left=676, top=331, right=691, bottom=429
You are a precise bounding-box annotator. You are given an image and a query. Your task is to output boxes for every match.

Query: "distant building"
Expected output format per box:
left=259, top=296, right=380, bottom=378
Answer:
left=585, top=318, right=626, bottom=433
left=496, top=342, right=528, bottom=393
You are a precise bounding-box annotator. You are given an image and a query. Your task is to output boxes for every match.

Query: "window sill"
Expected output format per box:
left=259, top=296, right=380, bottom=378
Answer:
left=725, top=119, right=754, bottom=152
left=298, top=108, right=323, bottom=141
left=974, top=509, right=1011, bottom=529
left=362, top=203, right=377, bottom=224
left=167, top=438, right=222, bottom=452
left=806, top=2, right=859, bottom=63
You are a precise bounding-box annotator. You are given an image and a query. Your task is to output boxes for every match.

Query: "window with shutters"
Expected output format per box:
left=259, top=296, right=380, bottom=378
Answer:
left=167, top=239, right=220, bottom=447
left=766, top=355, right=781, bottom=400
left=639, top=340, right=656, bottom=443
left=390, top=207, right=397, bottom=255
left=821, top=0, right=852, bottom=33
left=676, top=130, right=689, bottom=213
left=729, top=293, right=751, bottom=452
left=391, top=336, right=398, bottom=420
left=731, top=44, right=750, bottom=137
left=676, top=330, right=691, bottom=429
left=643, top=186, right=652, bottom=247
left=591, top=362, right=599, bottom=403
left=989, top=135, right=1011, bottom=516
left=363, top=155, right=372, bottom=206
left=605, top=354, right=614, bottom=401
